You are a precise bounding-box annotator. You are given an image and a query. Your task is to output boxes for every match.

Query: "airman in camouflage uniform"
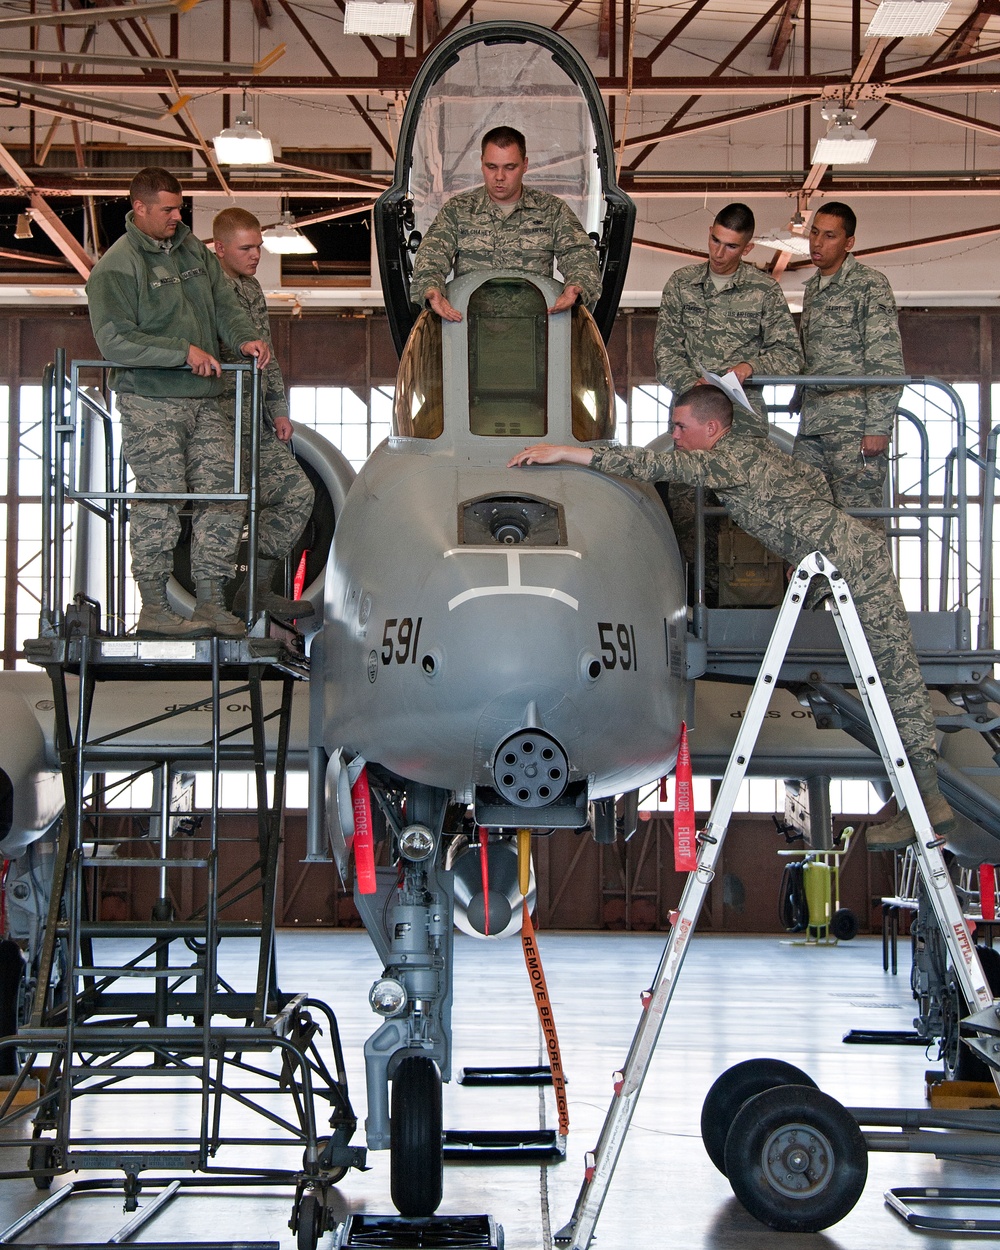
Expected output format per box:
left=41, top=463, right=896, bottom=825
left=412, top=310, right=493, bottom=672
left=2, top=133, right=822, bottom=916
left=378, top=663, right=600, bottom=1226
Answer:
left=654, top=205, right=802, bottom=436
left=409, top=126, right=602, bottom=323
left=509, top=384, right=954, bottom=850
left=86, top=168, right=271, bottom=639
left=795, top=203, right=904, bottom=529
left=213, top=208, right=315, bottom=620
left=654, top=204, right=803, bottom=602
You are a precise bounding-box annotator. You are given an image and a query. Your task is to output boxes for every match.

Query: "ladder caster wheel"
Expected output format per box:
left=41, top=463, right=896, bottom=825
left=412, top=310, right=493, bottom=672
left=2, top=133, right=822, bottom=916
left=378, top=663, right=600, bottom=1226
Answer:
left=295, top=1190, right=326, bottom=1250
left=831, top=908, right=859, bottom=941
left=700, top=1058, right=817, bottom=1176
left=723, top=1084, right=867, bottom=1232
left=390, top=1055, right=443, bottom=1216
left=28, top=1141, right=54, bottom=1190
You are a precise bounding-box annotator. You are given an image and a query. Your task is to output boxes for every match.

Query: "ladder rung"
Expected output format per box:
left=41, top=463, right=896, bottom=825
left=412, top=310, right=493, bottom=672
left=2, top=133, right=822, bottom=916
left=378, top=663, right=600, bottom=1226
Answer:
left=79, top=858, right=209, bottom=868
left=72, top=967, right=199, bottom=978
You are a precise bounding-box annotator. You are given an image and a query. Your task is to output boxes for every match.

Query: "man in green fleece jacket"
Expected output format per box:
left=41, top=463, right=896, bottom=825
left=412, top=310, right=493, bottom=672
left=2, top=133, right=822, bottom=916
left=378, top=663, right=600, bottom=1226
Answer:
left=86, top=167, right=271, bottom=639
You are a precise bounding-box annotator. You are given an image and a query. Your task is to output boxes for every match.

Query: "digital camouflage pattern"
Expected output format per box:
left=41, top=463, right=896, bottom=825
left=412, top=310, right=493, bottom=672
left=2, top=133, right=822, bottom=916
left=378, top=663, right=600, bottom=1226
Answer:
left=653, top=261, right=803, bottom=436
left=590, top=435, right=937, bottom=765
left=794, top=430, right=888, bottom=519
left=798, top=254, right=903, bottom=439
left=116, top=393, right=244, bottom=581
left=795, top=253, right=904, bottom=516
left=219, top=273, right=288, bottom=425
left=409, top=186, right=602, bottom=308
left=219, top=273, right=314, bottom=560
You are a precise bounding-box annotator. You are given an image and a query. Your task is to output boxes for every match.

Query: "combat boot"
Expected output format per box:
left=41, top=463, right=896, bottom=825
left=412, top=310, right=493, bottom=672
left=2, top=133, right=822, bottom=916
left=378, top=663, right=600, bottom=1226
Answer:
left=135, top=576, right=206, bottom=639
left=232, top=557, right=315, bottom=621
left=191, top=578, right=245, bottom=639
left=866, top=762, right=957, bottom=851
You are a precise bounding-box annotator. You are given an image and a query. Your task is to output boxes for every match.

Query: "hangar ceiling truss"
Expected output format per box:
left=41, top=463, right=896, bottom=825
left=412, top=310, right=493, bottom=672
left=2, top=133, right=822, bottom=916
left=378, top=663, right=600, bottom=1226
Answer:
left=0, top=0, right=998, bottom=272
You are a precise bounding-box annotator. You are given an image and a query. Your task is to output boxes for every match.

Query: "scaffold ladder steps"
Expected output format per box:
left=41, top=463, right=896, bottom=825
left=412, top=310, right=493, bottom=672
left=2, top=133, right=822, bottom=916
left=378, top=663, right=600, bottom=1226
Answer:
left=554, top=549, right=997, bottom=1250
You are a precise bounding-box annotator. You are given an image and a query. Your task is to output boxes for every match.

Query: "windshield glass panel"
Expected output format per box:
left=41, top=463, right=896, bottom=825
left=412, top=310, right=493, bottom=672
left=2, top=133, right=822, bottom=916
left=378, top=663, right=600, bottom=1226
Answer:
left=468, top=279, right=547, bottom=438
left=409, top=39, right=602, bottom=250
left=571, top=305, right=615, bottom=442
left=393, top=310, right=444, bottom=439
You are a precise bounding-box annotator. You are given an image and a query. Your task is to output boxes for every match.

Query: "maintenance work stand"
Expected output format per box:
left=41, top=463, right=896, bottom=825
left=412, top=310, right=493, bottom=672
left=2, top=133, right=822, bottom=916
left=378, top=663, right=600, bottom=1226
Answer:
left=557, top=551, right=1000, bottom=1249
left=0, top=355, right=364, bottom=1250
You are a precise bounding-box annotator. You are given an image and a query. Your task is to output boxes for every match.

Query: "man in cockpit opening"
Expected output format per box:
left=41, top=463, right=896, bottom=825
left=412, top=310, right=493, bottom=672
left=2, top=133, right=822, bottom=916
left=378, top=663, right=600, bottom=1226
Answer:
left=508, top=384, right=954, bottom=856
left=408, top=125, right=603, bottom=323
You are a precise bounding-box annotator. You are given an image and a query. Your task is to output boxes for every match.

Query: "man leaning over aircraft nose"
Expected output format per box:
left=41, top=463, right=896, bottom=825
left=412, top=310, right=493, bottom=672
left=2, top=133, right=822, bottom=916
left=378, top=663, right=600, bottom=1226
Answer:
left=408, top=125, right=603, bottom=323
left=507, top=384, right=955, bottom=855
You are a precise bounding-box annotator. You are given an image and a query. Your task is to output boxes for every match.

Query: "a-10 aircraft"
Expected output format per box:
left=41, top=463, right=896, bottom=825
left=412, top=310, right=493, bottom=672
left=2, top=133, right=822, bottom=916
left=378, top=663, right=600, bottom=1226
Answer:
left=1, top=15, right=1000, bottom=1235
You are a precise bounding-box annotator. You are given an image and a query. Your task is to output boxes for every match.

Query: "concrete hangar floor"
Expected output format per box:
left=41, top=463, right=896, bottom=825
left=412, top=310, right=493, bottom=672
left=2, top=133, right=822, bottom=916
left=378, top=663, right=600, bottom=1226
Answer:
left=0, top=927, right=989, bottom=1249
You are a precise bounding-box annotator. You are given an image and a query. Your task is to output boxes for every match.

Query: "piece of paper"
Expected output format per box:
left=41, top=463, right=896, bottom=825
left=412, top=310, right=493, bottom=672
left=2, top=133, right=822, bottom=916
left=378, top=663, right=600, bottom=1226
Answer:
left=701, top=367, right=756, bottom=414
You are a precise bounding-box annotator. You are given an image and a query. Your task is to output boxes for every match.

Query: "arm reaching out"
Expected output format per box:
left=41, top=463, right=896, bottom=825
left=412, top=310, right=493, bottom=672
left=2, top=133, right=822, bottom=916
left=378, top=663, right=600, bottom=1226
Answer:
left=508, top=444, right=594, bottom=468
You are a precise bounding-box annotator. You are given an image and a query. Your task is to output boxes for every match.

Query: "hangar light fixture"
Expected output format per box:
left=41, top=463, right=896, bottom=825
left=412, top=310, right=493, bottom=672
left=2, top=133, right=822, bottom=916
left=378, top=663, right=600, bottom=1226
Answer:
left=343, top=0, right=414, bottom=36
left=751, top=229, right=812, bottom=257
left=212, top=111, right=274, bottom=165
left=865, top=0, right=951, bottom=37
left=261, top=211, right=317, bottom=256
left=14, top=212, right=33, bottom=240
left=812, top=108, right=877, bottom=165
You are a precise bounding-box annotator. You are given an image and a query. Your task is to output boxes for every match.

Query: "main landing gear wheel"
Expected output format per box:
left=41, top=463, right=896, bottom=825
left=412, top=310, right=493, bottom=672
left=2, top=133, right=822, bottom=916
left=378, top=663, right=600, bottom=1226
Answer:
left=390, top=1056, right=443, bottom=1217
left=700, top=1057, right=818, bottom=1175
left=723, top=1084, right=868, bottom=1232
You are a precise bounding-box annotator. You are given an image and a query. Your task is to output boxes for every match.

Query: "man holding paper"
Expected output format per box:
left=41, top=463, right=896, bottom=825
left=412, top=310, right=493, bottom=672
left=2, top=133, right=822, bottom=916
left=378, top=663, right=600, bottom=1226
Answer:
left=653, top=203, right=802, bottom=436
left=654, top=204, right=801, bottom=601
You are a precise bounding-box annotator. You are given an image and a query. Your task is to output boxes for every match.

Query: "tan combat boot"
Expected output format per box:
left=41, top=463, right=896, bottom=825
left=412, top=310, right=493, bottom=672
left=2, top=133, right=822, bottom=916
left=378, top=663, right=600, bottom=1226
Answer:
left=866, top=762, right=957, bottom=851
left=135, top=576, right=206, bottom=639
left=232, top=557, right=315, bottom=621
left=190, top=578, right=245, bottom=639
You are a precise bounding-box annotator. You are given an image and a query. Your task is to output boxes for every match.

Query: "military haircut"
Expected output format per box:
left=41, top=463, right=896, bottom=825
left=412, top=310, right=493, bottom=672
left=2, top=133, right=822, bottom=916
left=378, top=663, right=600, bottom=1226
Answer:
left=674, top=384, right=734, bottom=428
left=129, top=166, right=182, bottom=205
left=481, top=126, right=526, bottom=159
left=713, top=202, right=755, bottom=238
left=813, top=201, right=857, bottom=239
left=213, top=206, right=261, bottom=241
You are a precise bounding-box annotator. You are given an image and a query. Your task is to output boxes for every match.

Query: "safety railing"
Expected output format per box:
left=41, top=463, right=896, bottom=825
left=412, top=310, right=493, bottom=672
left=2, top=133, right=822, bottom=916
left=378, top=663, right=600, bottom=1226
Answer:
left=41, top=349, right=264, bottom=636
left=678, top=375, right=974, bottom=642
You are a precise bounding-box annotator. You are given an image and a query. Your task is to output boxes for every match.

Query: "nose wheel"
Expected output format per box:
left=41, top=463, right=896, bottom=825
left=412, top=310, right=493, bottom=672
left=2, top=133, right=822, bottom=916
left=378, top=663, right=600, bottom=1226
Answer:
left=390, top=1056, right=443, bottom=1217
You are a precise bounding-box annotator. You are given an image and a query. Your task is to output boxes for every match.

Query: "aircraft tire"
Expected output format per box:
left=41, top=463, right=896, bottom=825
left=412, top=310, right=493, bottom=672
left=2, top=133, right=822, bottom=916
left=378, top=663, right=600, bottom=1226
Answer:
left=701, top=1057, right=817, bottom=1176
left=723, top=1084, right=867, bottom=1232
left=390, top=1056, right=443, bottom=1216
left=831, top=908, right=859, bottom=942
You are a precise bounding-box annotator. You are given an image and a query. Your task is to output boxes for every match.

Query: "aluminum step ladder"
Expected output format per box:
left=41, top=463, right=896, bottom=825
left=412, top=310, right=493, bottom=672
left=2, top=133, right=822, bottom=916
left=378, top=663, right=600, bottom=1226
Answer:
left=555, top=549, right=997, bottom=1250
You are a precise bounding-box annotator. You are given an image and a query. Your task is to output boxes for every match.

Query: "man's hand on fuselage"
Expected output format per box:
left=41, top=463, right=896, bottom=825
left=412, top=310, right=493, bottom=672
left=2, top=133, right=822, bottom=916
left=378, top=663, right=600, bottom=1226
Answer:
left=547, top=284, right=582, bottom=315
left=508, top=444, right=594, bottom=468
left=426, top=289, right=463, bottom=323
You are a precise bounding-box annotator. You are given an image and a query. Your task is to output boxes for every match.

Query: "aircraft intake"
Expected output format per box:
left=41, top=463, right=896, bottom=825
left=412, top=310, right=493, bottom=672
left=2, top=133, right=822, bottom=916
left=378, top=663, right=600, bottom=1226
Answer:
left=492, top=729, right=569, bottom=808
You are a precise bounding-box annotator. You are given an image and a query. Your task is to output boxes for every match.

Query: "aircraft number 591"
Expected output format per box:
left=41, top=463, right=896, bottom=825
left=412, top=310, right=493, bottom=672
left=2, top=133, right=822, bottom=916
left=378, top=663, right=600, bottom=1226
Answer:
left=381, top=617, right=423, bottom=665
left=598, top=622, right=638, bottom=671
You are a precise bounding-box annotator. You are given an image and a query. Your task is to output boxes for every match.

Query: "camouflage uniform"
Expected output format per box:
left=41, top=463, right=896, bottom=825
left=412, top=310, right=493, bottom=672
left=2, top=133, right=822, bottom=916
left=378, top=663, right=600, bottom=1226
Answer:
left=590, top=435, right=937, bottom=767
left=87, top=214, right=257, bottom=582
left=409, top=186, right=602, bottom=308
left=218, top=273, right=314, bottom=560
left=654, top=261, right=803, bottom=435
left=795, top=253, right=904, bottom=519
left=654, top=262, right=803, bottom=601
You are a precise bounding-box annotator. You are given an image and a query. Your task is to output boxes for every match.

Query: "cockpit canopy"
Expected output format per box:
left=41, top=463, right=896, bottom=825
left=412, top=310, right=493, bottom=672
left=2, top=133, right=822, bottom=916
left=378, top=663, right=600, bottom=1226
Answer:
left=408, top=40, right=602, bottom=242
left=393, top=275, right=615, bottom=444
left=374, top=22, right=635, bottom=355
